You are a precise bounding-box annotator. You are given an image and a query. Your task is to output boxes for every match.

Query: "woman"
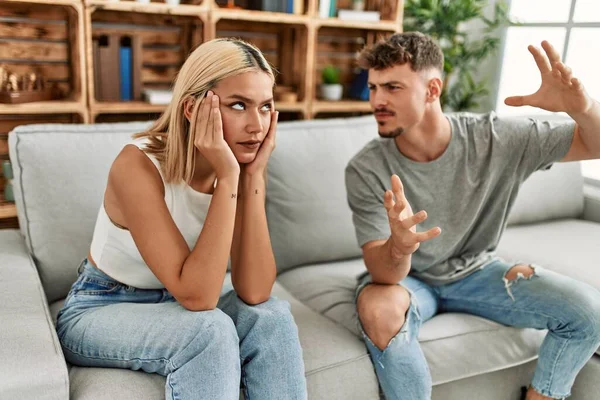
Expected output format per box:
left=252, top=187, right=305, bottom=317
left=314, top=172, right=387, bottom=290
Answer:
left=56, top=38, right=307, bottom=399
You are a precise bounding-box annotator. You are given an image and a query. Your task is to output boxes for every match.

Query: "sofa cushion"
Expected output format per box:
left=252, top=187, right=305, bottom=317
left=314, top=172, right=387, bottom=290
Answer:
left=277, top=259, right=547, bottom=385
left=49, top=280, right=379, bottom=400
left=506, top=162, right=584, bottom=226
left=498, top=219, right=600, bottom=291
left=9, top=122, right=152, bottom=303
left=266, top=116, right=377, bottom=272
left=0, top=230, right=69, bottom=400
left=498, top=219, right=600, bottom=357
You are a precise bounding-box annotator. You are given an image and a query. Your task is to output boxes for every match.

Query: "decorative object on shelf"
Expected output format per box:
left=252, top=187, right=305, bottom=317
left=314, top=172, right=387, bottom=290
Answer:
left=143, top=88, right=173, bottom=105
left=275, top=85, right=298, bottom=103
left=338, top=9, right=380, bottom=21
left=0, top=66, right=62, bottom=104
left=404, top=0, right=512, bottom=111
left=320, top=65, right=343, bottom=101
left=349, top=68, right=369, bottom=101
left=93, top=35, right=143, bottom=102
left=352, top=0, right=364, bottom=11
left=2, top=160, right=13, bottom=203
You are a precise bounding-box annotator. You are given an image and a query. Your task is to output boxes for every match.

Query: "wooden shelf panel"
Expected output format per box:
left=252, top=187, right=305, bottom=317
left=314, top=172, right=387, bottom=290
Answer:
left=0, top=203, right=17, bottom=220
left=316, top=18, right=398, bottom=31
left=92, top=101, right=306, bottom=114
left=2, top=0, right=81, bottom=6
left=91, top=101, right=167, bottom=114
left=0, top=101, right=86, bottom=115
left=86, top=0, right=208, bottom=15
left=312, top=100, right=371, bottom=113
left=276, top=101, right=306, bottom=112
left=213, top=9, right=308, bottom=24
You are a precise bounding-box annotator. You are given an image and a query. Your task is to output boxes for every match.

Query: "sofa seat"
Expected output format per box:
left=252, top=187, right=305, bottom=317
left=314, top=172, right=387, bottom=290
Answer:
left=277, top=260, right=546, bottom=386
left=498, top=218, right=600, bottom=357
left=48, top=279, right=379, bottom=400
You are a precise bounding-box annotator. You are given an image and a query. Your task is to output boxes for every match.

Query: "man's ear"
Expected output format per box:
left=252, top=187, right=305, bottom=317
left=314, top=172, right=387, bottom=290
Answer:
left=427, top=76, right=443, bottom=103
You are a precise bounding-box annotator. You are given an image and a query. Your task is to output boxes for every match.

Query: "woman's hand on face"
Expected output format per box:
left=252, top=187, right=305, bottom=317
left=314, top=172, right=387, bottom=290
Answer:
left=244, top=110, right=278, bottom=178
left=191, top=91, right=240, bottom=180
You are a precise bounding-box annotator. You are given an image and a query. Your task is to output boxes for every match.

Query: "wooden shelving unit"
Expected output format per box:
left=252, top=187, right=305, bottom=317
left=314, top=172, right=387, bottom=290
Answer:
left=0, top=202, right=16, bottom=219
left=0, top=0, right=403, bottom=224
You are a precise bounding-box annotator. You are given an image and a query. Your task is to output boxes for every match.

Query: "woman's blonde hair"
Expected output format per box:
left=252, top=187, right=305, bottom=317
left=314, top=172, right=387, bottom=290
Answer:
left=134, top=38, right=275, bottom=183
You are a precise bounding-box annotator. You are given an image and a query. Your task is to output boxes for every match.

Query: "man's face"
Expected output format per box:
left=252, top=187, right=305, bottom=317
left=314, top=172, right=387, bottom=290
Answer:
left=368, top=63, right=431, bottom=138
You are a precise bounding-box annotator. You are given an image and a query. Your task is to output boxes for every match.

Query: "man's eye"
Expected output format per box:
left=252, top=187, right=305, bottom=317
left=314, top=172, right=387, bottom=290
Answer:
left=231, top=103, right=245, bottom=110
left=368, top=86, right=376, bottom=91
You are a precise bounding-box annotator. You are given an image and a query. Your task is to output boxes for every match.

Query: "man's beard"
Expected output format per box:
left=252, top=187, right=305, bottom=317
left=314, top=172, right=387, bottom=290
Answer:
left=378, top=126, right=404, bottom=138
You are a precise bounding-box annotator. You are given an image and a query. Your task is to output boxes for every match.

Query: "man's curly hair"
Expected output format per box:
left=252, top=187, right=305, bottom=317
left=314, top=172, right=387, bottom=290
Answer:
left=358, top=32, right=444, bottom=72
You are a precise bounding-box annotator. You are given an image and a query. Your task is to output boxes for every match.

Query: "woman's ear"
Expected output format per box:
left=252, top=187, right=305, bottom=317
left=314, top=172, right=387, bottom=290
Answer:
left=183, top=97, right=195, bottom=123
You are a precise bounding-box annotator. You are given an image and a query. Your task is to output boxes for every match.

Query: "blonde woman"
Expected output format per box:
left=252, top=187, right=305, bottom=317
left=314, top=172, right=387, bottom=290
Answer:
left=56, top=38, right=307, bottom=399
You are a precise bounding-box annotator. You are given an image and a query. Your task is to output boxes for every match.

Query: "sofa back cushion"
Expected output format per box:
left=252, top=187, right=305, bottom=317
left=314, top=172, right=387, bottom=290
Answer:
left=507, top=161, right=584, bottom=226
left=9, top=122, right=151, bottom=303
left=266, top=116, right=377, bottom=272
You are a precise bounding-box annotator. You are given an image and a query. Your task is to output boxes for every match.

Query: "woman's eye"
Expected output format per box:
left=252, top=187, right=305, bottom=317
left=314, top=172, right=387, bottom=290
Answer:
left=260, top=104, right=272, bottom=112
left=231, top=103, right=245, bottom=110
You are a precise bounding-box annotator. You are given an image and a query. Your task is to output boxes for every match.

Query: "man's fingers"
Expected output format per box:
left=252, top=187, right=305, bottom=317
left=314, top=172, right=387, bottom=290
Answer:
left=390, top=174, right=408, bottom=212
left=383, top=190, right=394, bottom=212
left=555, top=62, right=573, bottom=85
left=504, top=94, right=536, bottom=108
left=391, top=174, right=404, bottom=197
left=571, top=77, right=583, bottom=91
left=400, top=210, right=428, bottom=230
left=392, top=198, right=406, bottom=218
left=541, top=40, right=561, bottom=64
left=527, top=45, right=551, bottom=75
left=414, top=227, right=442, bottom=243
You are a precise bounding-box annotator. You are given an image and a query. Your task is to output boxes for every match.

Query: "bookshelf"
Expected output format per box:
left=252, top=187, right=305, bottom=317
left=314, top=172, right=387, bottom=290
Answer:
left=0, top=0, right=403, bottom=224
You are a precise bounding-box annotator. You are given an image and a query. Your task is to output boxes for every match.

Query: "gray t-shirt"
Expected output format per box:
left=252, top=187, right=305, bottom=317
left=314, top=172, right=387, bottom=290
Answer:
left=345, top=112, right=575, bottom=285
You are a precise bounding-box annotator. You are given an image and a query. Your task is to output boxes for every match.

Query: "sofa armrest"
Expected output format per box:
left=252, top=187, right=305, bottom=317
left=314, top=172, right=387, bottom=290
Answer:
left=0, top=230, right=69, bottom=400
left=583, top=185, right=600, bottom=224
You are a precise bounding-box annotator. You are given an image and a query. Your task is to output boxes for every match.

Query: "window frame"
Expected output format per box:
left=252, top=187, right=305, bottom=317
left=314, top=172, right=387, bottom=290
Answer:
left=495, top=0, right=600, bottom=184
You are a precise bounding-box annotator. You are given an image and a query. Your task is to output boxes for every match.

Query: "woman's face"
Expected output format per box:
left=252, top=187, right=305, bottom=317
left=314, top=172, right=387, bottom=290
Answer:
left=211, top=70, right=275, bottom=164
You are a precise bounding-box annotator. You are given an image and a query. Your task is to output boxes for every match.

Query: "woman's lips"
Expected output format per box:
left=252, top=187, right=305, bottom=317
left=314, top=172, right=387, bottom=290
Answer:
left=239, top=142, right=261, bottom=149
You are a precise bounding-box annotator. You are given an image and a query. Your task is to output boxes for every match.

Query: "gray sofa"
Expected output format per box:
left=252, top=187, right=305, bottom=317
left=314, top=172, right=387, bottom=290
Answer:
left=2, top=115, right=599, bottom=400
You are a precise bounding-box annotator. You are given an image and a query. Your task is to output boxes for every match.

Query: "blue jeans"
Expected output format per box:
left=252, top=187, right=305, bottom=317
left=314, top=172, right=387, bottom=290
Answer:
left=356, top=259, right=600, bottom=400
left=56, top=259, right=307, bottom=400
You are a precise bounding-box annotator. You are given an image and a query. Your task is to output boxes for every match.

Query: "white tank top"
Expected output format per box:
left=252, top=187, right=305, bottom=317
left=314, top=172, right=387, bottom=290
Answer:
left=90, top=138, right=212, bottom=289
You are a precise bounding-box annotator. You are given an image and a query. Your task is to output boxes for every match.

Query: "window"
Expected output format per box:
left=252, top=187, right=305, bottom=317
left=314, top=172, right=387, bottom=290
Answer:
left=496, top=0, right=600, bottom=181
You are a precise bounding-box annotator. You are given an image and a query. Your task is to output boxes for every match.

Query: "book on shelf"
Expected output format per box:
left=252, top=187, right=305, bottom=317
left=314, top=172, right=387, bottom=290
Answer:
left=337, top=9, right=380, bottom=21
left=318, top=0, right=330, bottom=18
left=142, top=89, right=173, bottom=105
left=119, top=45, right=132, bottom=101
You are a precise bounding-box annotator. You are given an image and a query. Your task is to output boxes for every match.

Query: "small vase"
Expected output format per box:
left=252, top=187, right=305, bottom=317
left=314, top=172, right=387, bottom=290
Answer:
left=352, top=0, right=365, bottom=11
left=320, top=84, right=343, bottom=101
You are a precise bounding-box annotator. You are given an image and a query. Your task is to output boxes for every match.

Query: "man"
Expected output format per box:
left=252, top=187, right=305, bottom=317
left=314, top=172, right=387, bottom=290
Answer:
left=345, top=32, right=600, bottom=400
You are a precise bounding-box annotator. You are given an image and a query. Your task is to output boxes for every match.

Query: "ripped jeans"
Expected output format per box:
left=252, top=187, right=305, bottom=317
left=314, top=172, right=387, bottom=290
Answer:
left=356, top=259, right=600, bottom=400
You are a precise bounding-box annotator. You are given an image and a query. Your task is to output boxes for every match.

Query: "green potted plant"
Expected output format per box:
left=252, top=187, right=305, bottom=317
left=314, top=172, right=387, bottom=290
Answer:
left=320, top=65, right=343, bottom=101
left=403, top=0, right=512, bottom=111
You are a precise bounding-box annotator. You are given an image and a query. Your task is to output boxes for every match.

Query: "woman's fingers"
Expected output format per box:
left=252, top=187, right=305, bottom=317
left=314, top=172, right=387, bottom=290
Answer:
left=213, top=96, right=224, bottom=142
left=206, top=95, right=215, bottom=144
